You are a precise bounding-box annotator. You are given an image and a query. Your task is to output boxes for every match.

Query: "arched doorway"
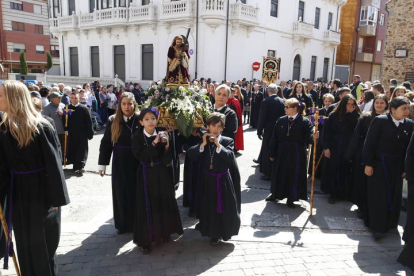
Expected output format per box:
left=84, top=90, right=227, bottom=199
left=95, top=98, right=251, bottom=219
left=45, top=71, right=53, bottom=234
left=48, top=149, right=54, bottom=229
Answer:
left=292, top=55, right=301, bottom=81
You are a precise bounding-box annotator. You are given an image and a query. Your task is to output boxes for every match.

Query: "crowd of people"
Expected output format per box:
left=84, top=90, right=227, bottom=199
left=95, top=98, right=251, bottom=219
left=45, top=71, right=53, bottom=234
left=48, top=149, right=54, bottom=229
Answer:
left=0, top=73, right=413, bottom=274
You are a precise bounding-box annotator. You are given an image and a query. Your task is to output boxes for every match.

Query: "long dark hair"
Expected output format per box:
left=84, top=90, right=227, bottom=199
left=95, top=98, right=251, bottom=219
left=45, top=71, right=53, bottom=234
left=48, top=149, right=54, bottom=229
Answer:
left=364, top=91, right=375, bottom=103
left=111, top=92, right=138, bottom=143
left=363, top=94, right=389, bottom=130
left=289, top=82, right=307, bottom=97
left=276, top=86, right=285, bottom=99
left=333, top=94, right=360, bottom=121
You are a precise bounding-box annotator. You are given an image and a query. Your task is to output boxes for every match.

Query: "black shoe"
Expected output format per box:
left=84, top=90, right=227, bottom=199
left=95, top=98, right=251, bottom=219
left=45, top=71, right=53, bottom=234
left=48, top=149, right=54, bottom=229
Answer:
left=188, top=210, right=196, bottom=218
left=265, top=194, right=277, bottom=202
left=117, top=229, right=126, bottom=235
left=73, top=170, right=83, bottom=176
left=260, top=175, right=270, bottom=181
left=162, top=236, right=171, bottom=244
left=328, top=197, right=336, bottom=204
left=287, top=200, right=296, bottom=209
left=195, top=222, right=201, bottom=231
left=356, top=209, right=364, bottom=219
left=373, top=232, right=383, bottom=240
left=210, top=238, right=220, bottom=246
left=141, top=246, right=151, bottom=255
left=253, top=159, right=259, bottom=164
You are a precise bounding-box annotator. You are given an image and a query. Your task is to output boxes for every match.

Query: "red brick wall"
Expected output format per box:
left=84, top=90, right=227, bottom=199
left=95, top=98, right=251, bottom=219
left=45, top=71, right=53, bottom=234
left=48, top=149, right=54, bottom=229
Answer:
left=23, top=2, right=34, bottom=13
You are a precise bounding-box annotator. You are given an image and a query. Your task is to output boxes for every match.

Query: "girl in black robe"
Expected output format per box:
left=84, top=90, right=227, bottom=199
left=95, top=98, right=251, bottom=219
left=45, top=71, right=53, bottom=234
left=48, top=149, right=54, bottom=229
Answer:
left=187, top=113, right=240, bottom=245
left=266, top=98, right=315, bottom=208
left=362, top=97, right=414, bottom=239
left=131, top=108, right=183, bottom=254
left=98, top=92, right=140, bottom=234
left=0, top=81, right=70, bottom=276
left=287, top=82, right=314, bottom=115
left=397, top=131, right=414, bottom=270
left=322, top=94, right=360, bottom=204
left=345, top=95, right=389, bottom=220
left=318, top=94, right=334, bottom=190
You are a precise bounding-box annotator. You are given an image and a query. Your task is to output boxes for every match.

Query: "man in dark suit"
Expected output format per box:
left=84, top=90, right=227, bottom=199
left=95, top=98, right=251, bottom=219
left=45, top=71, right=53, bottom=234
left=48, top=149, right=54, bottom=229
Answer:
left=308, top=82, right=318, bottom=105
left=250, top=84, right=264, bottom=128
left=213, top=84, right=238, bottom=140
left=260, top=81, right=269, bottom=99
left=256, top=84, right=285, bottom=180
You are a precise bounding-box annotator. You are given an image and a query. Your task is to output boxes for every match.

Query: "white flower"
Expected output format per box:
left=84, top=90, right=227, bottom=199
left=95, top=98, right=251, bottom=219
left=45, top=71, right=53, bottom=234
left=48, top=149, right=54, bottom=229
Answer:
left=165, top=87, right=170, bottom=92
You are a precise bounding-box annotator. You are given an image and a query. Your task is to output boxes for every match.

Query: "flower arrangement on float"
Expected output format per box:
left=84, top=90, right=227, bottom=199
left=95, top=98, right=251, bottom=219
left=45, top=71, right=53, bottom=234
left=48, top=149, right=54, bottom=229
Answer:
left=141, top=81, right=212, bottom=137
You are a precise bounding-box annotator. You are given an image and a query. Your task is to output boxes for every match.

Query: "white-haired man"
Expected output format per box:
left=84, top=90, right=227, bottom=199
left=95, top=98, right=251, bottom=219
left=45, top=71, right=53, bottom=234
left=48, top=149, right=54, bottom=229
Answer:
left=61, top=86, right=72, bottom=105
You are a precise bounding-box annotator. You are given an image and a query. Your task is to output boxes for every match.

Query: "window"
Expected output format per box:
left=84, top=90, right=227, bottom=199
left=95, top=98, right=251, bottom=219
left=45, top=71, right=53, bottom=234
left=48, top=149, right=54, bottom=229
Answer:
left=13, top=43, right=25, bottom=53
left=328, top=12, right=333, bottom=30
left=91, top=46, right=100, bottom=78
left=89, top=0, right=96, bottom=12
left=323, top=58, right=329, bottom=81
left=360, top=6, right=378, bottom=26
left=36, top=45, right=45, bottom=54
left=69, top=0, right=75, bottom=14
left=142, top=44, right=154, bottom=80
left=142, top=0, right=150, bottom=5
left=270, top=0, right=278, bottom=17
left=70, top=47, right=79, bottom=76
left=240, top=0, right=246, bottom=3
left=358, top=38, right=364, bottom=53
left=35, top=25, right=43, bottom=34
left=12, top=21, right=25, bottom=32
left=51, top=45, right=60, bottom=57
left=102, top=0, right=113, bottom=9
left=380, top=14, right=385, bottom=26
left=310, top=56, right=317, bottom=81
left=377, top=40, right=382, bottom=52
left=119, top=0, right=126, bottom=6
left=52, top=0, right=60, bottom=17
left=10, top=2, right=23, bottom=10
left=298, top=1, right=305, bottom=21
left=34, top=4, right=42, bottom=14
left=314, top=8, right=320, bottom=29
left=31, top=69, right=43, bottom=73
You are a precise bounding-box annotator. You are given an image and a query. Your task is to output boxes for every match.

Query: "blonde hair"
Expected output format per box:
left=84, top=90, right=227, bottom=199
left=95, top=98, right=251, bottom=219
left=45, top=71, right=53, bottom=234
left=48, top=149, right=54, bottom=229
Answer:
left=233, top=85, right=244, bottom=101
left=323, top=93, right=335, bottom=103
left=0, top=80, right=50, bottom=148
left=390, top=86, right=407, bottom=101
left=111, top=92, right=137, bottom=143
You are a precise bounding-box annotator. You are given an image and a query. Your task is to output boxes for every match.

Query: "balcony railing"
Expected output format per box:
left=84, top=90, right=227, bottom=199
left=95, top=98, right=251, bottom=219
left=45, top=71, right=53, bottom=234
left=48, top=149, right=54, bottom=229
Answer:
left=293, top=21, right=313, bottom=39
left=230, top=2, right=258, bottom=25
left=95, top=7, right=129, bottom=26
left=58, top=15, right=78, bottom=30
left=79, top=13, right=95, bottom=28
left=204, top=0, right=225, bottom=11
left=323, top=30, right=341, bottom=45
left=160, top=0, right=194, bottom=22
left=130, top=4, right=156, bottom=23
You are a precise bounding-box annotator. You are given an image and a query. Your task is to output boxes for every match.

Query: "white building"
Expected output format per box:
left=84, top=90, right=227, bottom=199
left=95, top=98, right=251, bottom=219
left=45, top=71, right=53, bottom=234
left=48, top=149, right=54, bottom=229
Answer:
left=48, top=0, right=346, bottom=85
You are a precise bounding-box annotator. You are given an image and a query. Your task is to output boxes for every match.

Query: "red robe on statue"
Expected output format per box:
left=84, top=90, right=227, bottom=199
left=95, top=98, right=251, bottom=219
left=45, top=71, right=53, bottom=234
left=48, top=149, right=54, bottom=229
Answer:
left=227, top=98, right=244, bottom=151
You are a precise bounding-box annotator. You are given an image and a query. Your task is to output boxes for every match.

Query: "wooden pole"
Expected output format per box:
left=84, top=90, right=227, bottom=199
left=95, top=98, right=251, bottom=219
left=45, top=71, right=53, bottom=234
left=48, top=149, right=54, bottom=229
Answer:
left=64, top=105, right=69, bottom=167
left=0, top=205, right=21, bottom=276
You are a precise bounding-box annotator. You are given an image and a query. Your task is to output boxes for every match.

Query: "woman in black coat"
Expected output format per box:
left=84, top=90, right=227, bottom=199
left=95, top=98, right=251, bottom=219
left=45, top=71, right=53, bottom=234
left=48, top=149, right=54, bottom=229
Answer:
left=362, top=97, right=414, bottom=239
left=345, top=95, right=388, bottom=220
left=98, top=92, right=140, bottom=234
left=287, top=82, right=314, bottom=115
left=266, top=98, right=316, bottom=208
left=322, top=94, right=360, bottom=204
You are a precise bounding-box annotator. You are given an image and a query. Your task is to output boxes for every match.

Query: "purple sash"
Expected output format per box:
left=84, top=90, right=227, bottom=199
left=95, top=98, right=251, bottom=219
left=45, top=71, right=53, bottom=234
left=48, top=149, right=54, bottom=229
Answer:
left=4, top=167, right=45, bottom=269
left=202, top=168, right=230, bottom=214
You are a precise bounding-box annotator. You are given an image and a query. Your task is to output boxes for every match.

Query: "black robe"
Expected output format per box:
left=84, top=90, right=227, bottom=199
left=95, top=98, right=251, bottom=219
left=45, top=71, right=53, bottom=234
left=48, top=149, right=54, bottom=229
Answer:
left=288, top=93, right=314, bottom=115
left=168, top=130, right=185, bottom=187
left=257, top=95, right=285, bottom=177
left=362, top=114, right=414, bottom=233
left=0, top=121, right=70, bottom=276
left=344, top=115, right=375, bottom=218
left=187, top=136, right=240, bottom=241
left=183, top=135, right=202, bottom=214
left=62, top=104, right=94, bottom=171
left=309, top=89, right=318, bottom=105
left=98, top=115, right=140, bottom=233
left=316, top=107, right=328, bottom=181
left=250, top=91, right=264, bottom=128
left=322, top=110, right=360, bottom=200
left=269, top=115, right=314, bottom=201
left=215, top=106, right=238, bottom=141
left=398, top=133, right=414, bottom=269
left=131, top=129, right=183, bottom=247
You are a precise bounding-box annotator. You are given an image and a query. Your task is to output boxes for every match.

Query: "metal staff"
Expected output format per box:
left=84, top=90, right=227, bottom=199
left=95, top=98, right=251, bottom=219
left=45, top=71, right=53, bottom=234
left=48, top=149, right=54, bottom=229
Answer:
left=0, top=204, right=21, bottom=276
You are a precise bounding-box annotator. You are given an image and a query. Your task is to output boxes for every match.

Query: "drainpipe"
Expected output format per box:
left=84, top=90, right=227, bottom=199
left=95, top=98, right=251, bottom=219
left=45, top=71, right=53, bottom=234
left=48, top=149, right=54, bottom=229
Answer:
left=224, top=0, right=230, bottom=81
left=195, top=0, right=199, bottom=79
left=331, top=4, right=340, bottom=80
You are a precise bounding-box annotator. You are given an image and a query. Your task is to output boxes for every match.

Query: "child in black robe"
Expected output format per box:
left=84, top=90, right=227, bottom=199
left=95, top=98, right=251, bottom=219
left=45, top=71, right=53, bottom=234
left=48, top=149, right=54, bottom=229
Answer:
left=322, top=94, right=360, bottom=204
left=345, top=95, right=389, bottom=220
left=187, top=113, right=240, bottom=245
left=266, top=98, right=315, bottom=208
left=98, top=92, right=140, bottom=234
left=131, top=108, right=183, bottom=254
left=362, top=97, right=414, bottom=239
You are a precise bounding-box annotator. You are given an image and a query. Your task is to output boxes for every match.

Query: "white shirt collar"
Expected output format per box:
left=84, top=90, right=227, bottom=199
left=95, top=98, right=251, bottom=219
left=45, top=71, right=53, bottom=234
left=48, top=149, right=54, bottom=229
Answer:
left=214, top=104, right=226, bottom=112
left=123, top=115, right=133, bottom=122
left=144, top=129, right=157, bottom=137
left=72, top=103, right=80, bottom=107
left=289, top=113, right=299, bottom=120
left=391, top=115, right=404, bottom=127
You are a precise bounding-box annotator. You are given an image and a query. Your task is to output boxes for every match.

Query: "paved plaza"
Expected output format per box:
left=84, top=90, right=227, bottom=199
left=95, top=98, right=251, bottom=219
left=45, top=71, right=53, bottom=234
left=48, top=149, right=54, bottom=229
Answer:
left=1, top=125, right=412, bottom=276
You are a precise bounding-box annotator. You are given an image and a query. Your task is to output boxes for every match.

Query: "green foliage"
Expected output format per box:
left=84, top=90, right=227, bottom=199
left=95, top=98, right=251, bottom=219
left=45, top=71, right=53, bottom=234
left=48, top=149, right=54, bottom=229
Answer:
left=46, top=51, right=53, bottom=71
left=19, top=51, right=28, bottom=75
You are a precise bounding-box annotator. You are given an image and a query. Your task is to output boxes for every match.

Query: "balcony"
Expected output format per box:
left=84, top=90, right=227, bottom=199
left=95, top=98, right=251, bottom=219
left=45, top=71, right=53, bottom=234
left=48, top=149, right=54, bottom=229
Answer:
left=323, top=30, right=341, bottom=46
left=230, top=2, right=258, bottom=27
left=58, top=15, right=78, bottom=31
left=323, top=0, right=347, bottom=6
left=129, top=4, right=157, bottom=24
left=292, top=21, right=313, bottom=40
left=356, top=52, right=374, bottom=62
left=359, top=24, right=376, bottom=36
left=160, top=0, right=195, bottom=23
left=95, top=7, right=129, bottom=27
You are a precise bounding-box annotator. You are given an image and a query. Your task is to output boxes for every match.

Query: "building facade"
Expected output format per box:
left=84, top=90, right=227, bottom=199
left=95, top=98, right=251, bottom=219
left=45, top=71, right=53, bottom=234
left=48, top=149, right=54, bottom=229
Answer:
left=48, top=0, right=346, bottom=84
left=381, top=0, right=414, bottom=85
left=335, top=0, right=388, bottom=83
left=0, top=0, right=60, bottom=79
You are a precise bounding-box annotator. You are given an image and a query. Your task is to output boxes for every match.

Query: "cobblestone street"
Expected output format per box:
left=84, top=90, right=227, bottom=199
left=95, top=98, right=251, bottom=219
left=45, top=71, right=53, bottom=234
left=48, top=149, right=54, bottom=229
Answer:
left=1, top=125, right=412, bottom=276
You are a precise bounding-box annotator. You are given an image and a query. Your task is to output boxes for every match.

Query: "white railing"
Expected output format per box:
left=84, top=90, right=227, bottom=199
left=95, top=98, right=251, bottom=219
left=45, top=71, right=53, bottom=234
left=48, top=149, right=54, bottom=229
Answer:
left=130, top=4, right=156, bottom=23
left=50, top=18, right=59, bottom=28
left=95, top=7, right=129, bottom=24
left=58, top=15, right=78, bottom=29
left=293, top=21, right=313, bottom=38
left=203, top=0, right=225, bottom=11
left=230, top=2, right=258, bottom=24
left=324, top=30, right=341, bottom=45
left=79, top=13, right=95, bottom=28
left=161, top=0, right=193, bottom=20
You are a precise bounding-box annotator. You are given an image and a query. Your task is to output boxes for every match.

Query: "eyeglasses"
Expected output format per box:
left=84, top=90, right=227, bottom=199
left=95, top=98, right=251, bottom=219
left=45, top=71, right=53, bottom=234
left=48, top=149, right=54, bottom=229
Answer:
left=284, top=106, right=295, bottom=109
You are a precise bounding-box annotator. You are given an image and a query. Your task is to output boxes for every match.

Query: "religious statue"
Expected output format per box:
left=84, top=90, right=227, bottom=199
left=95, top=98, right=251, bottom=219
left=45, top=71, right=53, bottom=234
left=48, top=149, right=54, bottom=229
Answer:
left=166, top=35, right=190, bottom=87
